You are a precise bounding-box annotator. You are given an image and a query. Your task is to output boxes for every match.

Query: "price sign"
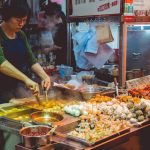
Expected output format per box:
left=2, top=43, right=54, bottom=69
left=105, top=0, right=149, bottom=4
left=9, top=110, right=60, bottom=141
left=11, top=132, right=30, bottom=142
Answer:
left=71, top=0, right=121, bottom=17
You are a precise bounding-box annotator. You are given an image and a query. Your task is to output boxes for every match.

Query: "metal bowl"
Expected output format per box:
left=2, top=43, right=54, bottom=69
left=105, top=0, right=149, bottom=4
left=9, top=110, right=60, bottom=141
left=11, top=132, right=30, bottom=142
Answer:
left=80, top=91, right=99, bottom=101
left=31, top=111, right=64, bottom=126
left=20, top=125, right=51, bottom=148
left=80, top=85, right=100, bottom=101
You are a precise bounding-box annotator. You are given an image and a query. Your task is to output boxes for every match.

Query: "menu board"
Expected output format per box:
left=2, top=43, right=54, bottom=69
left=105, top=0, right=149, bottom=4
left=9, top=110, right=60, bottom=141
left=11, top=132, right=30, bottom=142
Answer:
left=71, top=0, right=121, bottom=17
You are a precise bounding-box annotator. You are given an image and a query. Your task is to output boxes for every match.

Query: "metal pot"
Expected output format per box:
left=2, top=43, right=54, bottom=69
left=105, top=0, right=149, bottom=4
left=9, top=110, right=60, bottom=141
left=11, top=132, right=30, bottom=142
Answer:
left=31, top=111, right=64, bottom=126
left=20, top=125, right=51, bottom=148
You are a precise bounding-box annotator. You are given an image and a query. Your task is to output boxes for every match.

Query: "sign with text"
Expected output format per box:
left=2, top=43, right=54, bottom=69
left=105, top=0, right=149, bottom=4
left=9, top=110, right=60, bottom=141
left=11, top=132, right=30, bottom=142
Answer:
left=71, top=0, right=121, bottom=17
left=133, top=0, right=150, bottom=10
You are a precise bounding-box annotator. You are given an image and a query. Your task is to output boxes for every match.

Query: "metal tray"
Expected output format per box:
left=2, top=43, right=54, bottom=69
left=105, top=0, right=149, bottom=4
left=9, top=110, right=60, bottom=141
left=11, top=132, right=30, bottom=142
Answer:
left=0, top=105, right=31, bottom=117
left=4, top=108, right=38, bottom=123
left=0, top=105, right=30, bottom=110
left=55, top=120, right=131, bottom=146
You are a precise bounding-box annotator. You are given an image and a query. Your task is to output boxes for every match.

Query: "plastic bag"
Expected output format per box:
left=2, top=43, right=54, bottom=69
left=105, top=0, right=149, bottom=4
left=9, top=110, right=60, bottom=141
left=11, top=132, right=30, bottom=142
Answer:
left=96, top=23, right=114, bottom=44
left=84, top=34, right=98, bottom=54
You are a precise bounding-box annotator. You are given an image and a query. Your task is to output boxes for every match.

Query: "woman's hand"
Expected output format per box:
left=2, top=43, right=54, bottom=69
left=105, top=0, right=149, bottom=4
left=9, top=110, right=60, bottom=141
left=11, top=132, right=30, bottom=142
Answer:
left=43, top=45, right=62, bottom=54
left=24, top=78, right=39, bottom=95
left=41, top=75, right=51, bottom=91
left=31, top=63, right=51, bottom=91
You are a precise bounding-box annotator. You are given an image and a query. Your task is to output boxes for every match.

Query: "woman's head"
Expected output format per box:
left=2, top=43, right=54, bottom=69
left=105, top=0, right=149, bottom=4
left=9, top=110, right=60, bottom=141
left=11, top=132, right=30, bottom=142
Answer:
left=1, top=0, right=30, bottom=31
left=38, top=1, right=62, bottom=29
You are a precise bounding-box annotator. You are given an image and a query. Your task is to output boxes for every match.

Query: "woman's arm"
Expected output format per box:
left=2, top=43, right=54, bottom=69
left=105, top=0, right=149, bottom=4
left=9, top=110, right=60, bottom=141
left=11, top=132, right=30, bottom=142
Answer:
left=0, top=44, right=39, bottom=94
left=19, top=30, right=51, bottom=90
left=0, top=60, right=39, bottom=94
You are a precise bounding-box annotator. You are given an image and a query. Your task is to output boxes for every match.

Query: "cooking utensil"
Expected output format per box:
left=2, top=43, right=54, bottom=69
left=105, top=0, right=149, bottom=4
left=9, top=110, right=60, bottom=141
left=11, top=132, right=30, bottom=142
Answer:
left=20, top=125, right=52, bottom=148
left=31, top=111, right=64, bottom=126
left=35, top=94, right=43, bottom=106
left=47, top=125, right=58, bottom=145
left=114, top=77, right=119, bottom=96
left=45, top=90, right=48, bottom=101
left=43, top=87, right=48, bottom=101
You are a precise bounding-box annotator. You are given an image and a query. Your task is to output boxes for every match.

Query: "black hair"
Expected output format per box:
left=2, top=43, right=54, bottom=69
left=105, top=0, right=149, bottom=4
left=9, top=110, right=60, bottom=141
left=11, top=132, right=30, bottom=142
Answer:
left=1, top=0, right=30, bottom=21
left=40, top=1, right=62, bottom=18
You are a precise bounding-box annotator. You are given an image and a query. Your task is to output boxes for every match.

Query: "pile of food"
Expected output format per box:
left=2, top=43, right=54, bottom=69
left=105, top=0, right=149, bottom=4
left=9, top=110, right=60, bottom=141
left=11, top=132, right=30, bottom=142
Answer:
left=26, top=131, right=47, bottom=136
left=117, top=95, right=141, bottom=103
left=128, top=85, right=150, bottom=99
left=0, top=107, right=27, bottom=116
left=25, top=100, right=77, bottom=113
left=126, top=100, right=150, bottom=123
left=13, top=114, right=30, bottom=122
left=68, top=114, right=131, bottom=143
left=20, top=126, right=51, bottom=137
left=97, top=100, right=132, bottom=120
left=64, top=103, right=89, bottom=117
left=64, top=95, right=150, bottom=124
left=88, top=94, right=112, bottom=103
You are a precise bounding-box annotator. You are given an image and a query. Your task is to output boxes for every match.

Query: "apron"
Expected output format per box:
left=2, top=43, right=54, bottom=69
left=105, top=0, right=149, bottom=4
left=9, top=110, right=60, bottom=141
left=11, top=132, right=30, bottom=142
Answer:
left=0, top=32, right=29, bottom=102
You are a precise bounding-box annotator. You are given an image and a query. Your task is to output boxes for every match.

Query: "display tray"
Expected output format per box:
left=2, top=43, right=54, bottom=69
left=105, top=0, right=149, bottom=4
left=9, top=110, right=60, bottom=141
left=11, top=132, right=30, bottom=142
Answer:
left=55, top=120, right=131, bottom=146
left=133, top=119, right=150, bottom=127
left=0, top=105, right=31, bottom=117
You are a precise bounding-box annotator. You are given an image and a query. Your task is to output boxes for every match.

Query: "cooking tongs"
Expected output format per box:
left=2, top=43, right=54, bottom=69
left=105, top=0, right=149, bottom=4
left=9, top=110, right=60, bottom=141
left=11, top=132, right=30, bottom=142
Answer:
left=35, top=94, right=43, bottom=105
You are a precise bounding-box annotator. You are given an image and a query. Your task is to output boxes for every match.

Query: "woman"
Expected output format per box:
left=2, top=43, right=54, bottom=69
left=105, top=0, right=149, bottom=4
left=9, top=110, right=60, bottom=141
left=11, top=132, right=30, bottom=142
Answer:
left=38, top=0, right=67, bottom=65
left=0, top=0, right=51, bottom=103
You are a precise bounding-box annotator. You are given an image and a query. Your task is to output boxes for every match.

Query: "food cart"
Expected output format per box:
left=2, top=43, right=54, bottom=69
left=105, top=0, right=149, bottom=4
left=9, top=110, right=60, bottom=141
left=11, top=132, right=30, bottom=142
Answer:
left=0, top=89, right=149, bottom=150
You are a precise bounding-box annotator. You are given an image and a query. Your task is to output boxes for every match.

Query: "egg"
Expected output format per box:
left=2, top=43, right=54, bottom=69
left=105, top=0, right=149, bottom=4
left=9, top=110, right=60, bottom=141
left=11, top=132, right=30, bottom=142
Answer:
left=74, top=110, right=81, bottom=117
left=130, top=118, right=138, bottom=123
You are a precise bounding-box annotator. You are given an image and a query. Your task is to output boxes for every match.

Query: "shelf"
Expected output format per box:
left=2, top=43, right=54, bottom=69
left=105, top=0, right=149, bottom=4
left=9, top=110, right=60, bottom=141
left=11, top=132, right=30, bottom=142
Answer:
left=122, top=16, right=150, bottom=23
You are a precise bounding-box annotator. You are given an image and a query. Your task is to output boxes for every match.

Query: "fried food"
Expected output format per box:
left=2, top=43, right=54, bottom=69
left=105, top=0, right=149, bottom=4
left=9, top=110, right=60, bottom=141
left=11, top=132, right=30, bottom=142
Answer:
left=88, top=94, right=112, bottom=103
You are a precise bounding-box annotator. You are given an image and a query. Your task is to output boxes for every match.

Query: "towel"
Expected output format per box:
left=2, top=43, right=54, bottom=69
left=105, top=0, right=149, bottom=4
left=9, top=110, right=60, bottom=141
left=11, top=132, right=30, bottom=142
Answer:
left=84, top=44, right=114, bottom=69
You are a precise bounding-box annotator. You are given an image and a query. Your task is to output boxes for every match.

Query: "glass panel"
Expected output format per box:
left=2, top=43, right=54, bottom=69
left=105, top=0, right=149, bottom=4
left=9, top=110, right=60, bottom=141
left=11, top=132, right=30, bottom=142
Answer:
left=127, top=24, right=150, bottom=80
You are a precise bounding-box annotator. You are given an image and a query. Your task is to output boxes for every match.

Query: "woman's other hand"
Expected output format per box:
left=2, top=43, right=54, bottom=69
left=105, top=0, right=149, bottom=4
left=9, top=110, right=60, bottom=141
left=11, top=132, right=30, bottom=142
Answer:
left=31, top=63, right=51, bottom=91
left=24, top=78, right=39, bottom=95
left=41, top=75, right=51, bottom=91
